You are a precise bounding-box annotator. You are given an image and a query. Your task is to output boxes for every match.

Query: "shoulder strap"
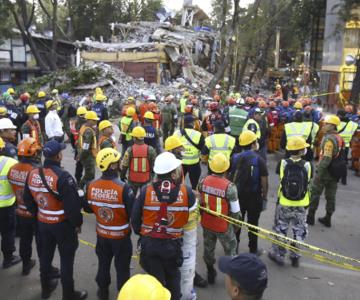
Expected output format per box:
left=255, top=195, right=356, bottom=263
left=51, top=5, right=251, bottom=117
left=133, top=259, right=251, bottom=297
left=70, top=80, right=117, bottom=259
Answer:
left=338, top=121, right=349, bottom=134
left=181, top=129, right=200, bottom=150
left=38, top=168, right=60, bottom=199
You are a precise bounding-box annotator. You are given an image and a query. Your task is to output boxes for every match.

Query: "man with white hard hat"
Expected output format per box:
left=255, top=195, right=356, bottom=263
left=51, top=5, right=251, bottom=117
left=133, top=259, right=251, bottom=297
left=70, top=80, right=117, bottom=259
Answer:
left=0, top=118, right=18, bottom=158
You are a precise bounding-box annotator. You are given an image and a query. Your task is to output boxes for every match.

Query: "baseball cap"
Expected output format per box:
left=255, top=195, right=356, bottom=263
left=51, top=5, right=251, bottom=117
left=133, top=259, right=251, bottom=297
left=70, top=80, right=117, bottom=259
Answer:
left=219, top=254, right=268, bottom=295
left=43, top=140, right=66, bottom=158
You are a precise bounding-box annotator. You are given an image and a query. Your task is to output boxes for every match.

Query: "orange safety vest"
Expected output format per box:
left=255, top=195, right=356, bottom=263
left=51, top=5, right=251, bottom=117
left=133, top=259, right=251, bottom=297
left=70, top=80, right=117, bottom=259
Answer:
left=98, top=135, right=116, bottom=149
left=27, top=168, right=65, bottom=224
left=87, top=178, right=130, bottom=239
left=140, top=184, right=189, bottom=238
left=139, top=103, right=149, bottom=125
left=129, top=144, right=151, bottom=183
left=200, top=175, right=230, bottom=233
left=79, top=125, right=98, bottom=157
left=24, top=120, right=42, bottom=146
left=8, top=162, right=34, bottom=218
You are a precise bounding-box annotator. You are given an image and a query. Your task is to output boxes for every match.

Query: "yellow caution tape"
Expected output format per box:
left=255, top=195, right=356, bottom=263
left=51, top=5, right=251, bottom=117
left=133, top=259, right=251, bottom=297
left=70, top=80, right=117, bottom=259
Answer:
left=303, top=91, right=339, bottom=98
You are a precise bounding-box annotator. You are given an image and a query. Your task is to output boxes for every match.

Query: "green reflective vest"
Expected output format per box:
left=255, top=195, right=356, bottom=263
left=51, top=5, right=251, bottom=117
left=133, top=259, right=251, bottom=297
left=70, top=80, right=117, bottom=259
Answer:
left=175, top=129, right=201, bottom=165
left=337, top=121, right=358, bottom=147
left=243, top=119, right=261, bottom=139
left=284, top=122, right=312, bottom=141
left=229, top=106, right=248, bottom=137
left=278, top=158, right=311, bottom=207
left=305, top=121, right=319, bottom=146
left=0, top=156, right=18, bottom=208
left=205, top=133, right=235, bottom=161
left=120, top=116, right=133, bottom=141
left=180, top=97, right=188, bottom=113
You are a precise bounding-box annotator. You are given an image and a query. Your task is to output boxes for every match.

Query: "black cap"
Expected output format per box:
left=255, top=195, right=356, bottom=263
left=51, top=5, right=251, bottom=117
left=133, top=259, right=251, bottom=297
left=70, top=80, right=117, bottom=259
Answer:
left=213, top=120, right=225, bottom=129
left=183, top=114, right=195, bottom=124
left=219, top=254, right=268, bottom=294
left=43, top=140, right=66, bottom=158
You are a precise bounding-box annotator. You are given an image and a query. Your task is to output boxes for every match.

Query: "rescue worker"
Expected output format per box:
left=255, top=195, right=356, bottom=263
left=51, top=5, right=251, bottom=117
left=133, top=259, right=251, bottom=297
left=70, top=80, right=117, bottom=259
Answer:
left=143, top=111, right=161, bottom=154
left=59, top=93, right=72, bottom=142
left=268, top=136, right=312, bottom=267
left=139, top=96, right=150, bottom=125
left=148, top=102, right=162, bottom=132
left=131, top=151, right=196, bottom=300
left=119, top=107, right=136, bottom=158
left=4, top=90, right=22, bottom=140
left=0, top=106, right=8, bottom=119
left=267, top=101, right=280, bottom=153
left=0, top=118, right=18, bottom=159
left=23, top=140, right=87, bottom=300
left=21, top=105, right=44, bottom=148
left=8, top=138, right=41, bottom=275
left=51, top=89, right=61, bottom=110
left=121, top=97, right=139, bottom=122
left=36, top=91, right=47, bottom=133
left=179, top=91, right=190, bottom=117
left=303, top=110, right=319, bottom=161
left=93, top=94, right=109, bottom=122
left=164, top=136, right=184, bottom=161
left=0, top=137, right=21, bottom=269
left=190, top=97, right=202, bottom=131
left=98, top=120, right=116, bottom=150
left=199, top=153, right=240, bottom=284
left=78, top=111, right=99, bottom=189
left=307, top=115, right=345, bottom=228
left=84, top=148, right=134, bottom=299
left=120, top=126, right=156, bottom=196
left=45, top=100, right=64, bottom=142
left=161, top=95, right=178, bottom=143
left=174, top=114, right=205, bottom=190
left=274, top=84, right=283, bottom=99
left=351, top=116, right=360, bottom=177
left=202, top=102, right=230, bottom=136
left=229, top=130, right=269, bottom=255
left=228, top=98, right=248, bottom=143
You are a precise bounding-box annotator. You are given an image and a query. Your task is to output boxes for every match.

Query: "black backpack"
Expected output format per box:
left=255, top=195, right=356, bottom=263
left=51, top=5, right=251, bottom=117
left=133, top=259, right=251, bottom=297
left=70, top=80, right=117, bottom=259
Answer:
left=281, top=159, right=308, bottom=201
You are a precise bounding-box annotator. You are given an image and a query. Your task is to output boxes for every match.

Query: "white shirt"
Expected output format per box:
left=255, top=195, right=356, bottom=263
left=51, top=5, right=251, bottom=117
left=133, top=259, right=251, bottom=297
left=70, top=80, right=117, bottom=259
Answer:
left=45, top=110, right=64, bottom=138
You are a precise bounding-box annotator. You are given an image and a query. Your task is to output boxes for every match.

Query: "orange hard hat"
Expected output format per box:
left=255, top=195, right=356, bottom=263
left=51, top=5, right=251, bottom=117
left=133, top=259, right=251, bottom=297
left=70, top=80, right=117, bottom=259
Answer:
left=282, top=101, right=289, bottom=107
left=214, top=94, right=221, bottom=102
left=148, top=102, right=157, bottom=111
left=269, top=101, right=276, bottom=108
left=18, top=138, right=41, bottom=157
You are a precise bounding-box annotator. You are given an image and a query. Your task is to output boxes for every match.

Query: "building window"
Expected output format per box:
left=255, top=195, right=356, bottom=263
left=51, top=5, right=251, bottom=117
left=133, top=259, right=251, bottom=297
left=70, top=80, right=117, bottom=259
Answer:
left=344, top=28, right=360, bottom=48
left=0, top=71, right=11, bottom=82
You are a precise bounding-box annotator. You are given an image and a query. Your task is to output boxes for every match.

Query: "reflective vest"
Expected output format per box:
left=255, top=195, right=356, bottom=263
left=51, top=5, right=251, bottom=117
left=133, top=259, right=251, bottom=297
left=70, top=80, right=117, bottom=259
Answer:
left=174, top=129, right=201, bottom=165
left=8, top=162, right=34, bottom=218
left=140, top=184, right=189, bottom=238
left=152, top=112, right=161, bottom=130
left=120, top=116, right=133, bottom=142
left=79, top=125, right=98, bottom=157
left=278, top=159, right=311, bottom=207
left=180, top=97, right=187, bottom=113
left=87, top=178, right=130, bottom=239
left=306, top=121, right=319, bottom=146
left=229, top=106, right=248, bottom=137
left=0, top=156, right=17, bottom=208
left=284, top=122, right=312, bottom=140
left=205, top=133, right=235, bottom=161
left=200, top=175, right=230, bottom=233
left=243, top=119, right=261, bottom=139
left=129, top=144, right=151, bottom=183
left=337, top=121, right=358, bottom=147
left=122, top=104, right=138, bottom=121
left=139, top=103, right=149, bottom=124
left=23, top=120, right=42, bottom=146
left=27, top=168, right=65, bottom=224
left=99, top=135, right=116, bottom=149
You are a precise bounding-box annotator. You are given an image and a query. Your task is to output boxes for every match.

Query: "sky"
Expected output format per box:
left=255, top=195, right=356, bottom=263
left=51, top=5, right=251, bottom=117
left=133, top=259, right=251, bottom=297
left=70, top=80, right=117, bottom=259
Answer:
left=163, top=0, right=255, bottom=15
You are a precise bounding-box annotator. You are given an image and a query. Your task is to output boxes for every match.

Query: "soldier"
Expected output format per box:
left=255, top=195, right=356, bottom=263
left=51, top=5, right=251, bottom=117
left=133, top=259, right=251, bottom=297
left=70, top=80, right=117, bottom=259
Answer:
left=161, top=95, right=178, bottom=143
left=98, top=120, right=116, bottom=150
left=307, top=115, right=345, bottom=228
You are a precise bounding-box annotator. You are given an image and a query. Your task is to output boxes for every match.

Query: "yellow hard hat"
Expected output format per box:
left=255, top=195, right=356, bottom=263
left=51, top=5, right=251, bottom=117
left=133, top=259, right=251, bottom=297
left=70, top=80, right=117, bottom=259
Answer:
left=76, top=106, right=87, bottom=116
left=99, top=120, right=113, bottom=131
left=239, top=130, right=257, bottom=146
left=85, top=111, right=100, bottom=121
left=294, top=101, right=303, bottom=109
left=38, top=91, right=46, bottom=98
left=95, top=94, right=107, bottom=101
left=95, top=87, right=103, bottom=95
left=46, top=100, right=55, bottom=109
left=26, top=105, right=40, bottom=114
left=164, top=135, right=183, bottom=151
left=183, top=91, right=190, bottom=97
left=0, top=137, right=5, bottom=149
left=286, top=136, right=309, bottom=151
left=0, top=106, right=7, bottom=115
left=96, top=148, right=121, bottom=172
left=126, top=107, right=136, bottom=117
left=127, top=96, right=135, bottom=102
left=131, top=126, right=146, bottom=138
left=7, top=88, right=15, bottom=95
left=209, top=153, right=230, bottom=173
left=144, top=111, right=154, bottom=120
left=117, top=274, right=171, bottom=300
left=324, top=114, right=341, bottom=126
left=51, top=89, right=59, bottom=95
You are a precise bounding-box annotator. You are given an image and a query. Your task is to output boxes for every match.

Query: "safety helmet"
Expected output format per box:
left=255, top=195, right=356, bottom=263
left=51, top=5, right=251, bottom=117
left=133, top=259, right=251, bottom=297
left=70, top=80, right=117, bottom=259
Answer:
left=18, top=138, right=41, bottom=157
left=99, top=120, right=113, bottom=131
left=148, top=102, right=157, bottom=111
left=95, top=94, right=107, bottom=101
left=26, top=105, right=40, bottom=114
left=144, top=111, right=154, bottom=120
left=7, top=87, right=15, bottom=95
left=153, top=152, right=182, bottom=175
left=282, top=101, right=289, bottom=108
left=96, top=148, right=121, bottom=172
left=0, top=118, right=16, bottom=130
left=209, top=153, right=230, bottom=173
left=288, top=98, right=295, bottom=104
left=227, top=97, right=236, bottom=105
left=95, top=87, right=103, bottom=95
left=0, top=137, right=4, bottom=149
left=20, top=93, right=30, bottom=102
left=215, top=84, right=221, bottom=89
left=239, top=130, right=257, bottom=146
left=46, top=100, right=55, bottom=109
left=213, top=94, right=221, bottom=102
left=294, top=101, right=303, bottom=109
left=164, top=136, right=183, bottom=151
left=183, top=91, right=190, bottom=97
left=324, top=114, right=340, bottom=126
left=269, top=101, right=276, bottom=108
left=209, top=102, right=219, bottom=111
left=246, top=97, right=255, bottom=104
left=304, top=105, right=313, bottom=111
left=117, top=274, right=171, bottom=300
left=126, top=107, right=136, bottom=117
left=276, top=84, right=281, bottom=89
left=76, top=106, right=87, bottom=116
left=85, top=111, right=100, bottom=121
left=286, top=136, right=309, bottom=151
left=127, top=96, right=135, bottom=102
left=131, top=126, right=146, bottom=138
left=344, top=105, right=353, bottom=113
left=0, top=106, right=7, bottom=116
left=38, top=91, right=46, bottom=98
left=184, top=104, right=193, bottom=114
left=258, top=100, right=267, bottom=108
left=51, top=89, right=59, bottom=95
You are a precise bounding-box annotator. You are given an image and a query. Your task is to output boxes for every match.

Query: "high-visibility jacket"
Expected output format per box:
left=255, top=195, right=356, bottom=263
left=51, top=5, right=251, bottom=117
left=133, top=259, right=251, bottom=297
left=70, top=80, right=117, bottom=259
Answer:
left=278, top=158, right=311, bottom=207
left=22, top=120, right=43, bottom=146
left=205, top=133, right=235, bottom=161
left=229, top=106, right=248, bottom=137
left=78, top=125, right=98, bottom=157
left=129, top=144, right=151, bottom=183
left=0, top=156, right=17, bottom=208
left=199, top=175, right=230, bottom=233
left=87, top=178, right=130, bottom=239
left=26, top=168, right=65, bottom=224
left=243, top=119, right=261, bottom=139
left=119, top=116, right=133, bottom=142
left=99, top=135, right=116, bottom=149
left=337, top=120, right=358, bottom=147
left=140, top=184, right=189, bottom=238
left=8, top=162, right=34, bottom=218
left=284, top=122, right=312, bottom=140
left=180, top=97, right=187, bottom=113
left=174, top=129, right=201, bottom=165
left=305, top=121, right=319, bottom=146
left=139, top=103, right=149, bottom=124
left=122, top=104, right=138, bottom=121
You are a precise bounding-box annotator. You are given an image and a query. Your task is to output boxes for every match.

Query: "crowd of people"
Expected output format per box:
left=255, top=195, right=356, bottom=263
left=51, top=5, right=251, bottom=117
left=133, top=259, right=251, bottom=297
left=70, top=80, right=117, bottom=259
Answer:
left=0, top=84, right=359, bottom=300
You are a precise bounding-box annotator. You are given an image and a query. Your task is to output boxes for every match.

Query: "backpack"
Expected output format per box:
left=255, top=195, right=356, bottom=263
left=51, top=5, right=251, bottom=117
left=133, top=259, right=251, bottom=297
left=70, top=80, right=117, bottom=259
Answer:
left=281, top=159, right=308, bottom=201
left=328, top=135, right=347, bottom=181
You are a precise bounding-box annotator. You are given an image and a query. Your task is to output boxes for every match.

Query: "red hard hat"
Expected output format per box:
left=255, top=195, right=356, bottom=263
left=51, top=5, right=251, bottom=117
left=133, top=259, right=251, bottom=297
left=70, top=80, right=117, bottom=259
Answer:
left=20, top=92, right=30, bottom=102
left=209, top=101, right=219, bottom=111
left=214, top=94, right=221, bottom=102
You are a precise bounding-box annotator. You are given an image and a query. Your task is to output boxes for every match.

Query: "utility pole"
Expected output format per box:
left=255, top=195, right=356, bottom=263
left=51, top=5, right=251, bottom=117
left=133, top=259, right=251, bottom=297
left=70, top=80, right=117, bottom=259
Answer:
left=274, top=26, right=280, bottom=69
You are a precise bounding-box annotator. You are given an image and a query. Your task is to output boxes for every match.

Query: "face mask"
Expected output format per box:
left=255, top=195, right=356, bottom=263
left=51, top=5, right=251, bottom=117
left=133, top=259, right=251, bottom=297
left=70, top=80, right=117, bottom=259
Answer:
left=254, top=142, right=260, bottom=151
left=180, top=151, right=186, bottom=158
left=302, top=148, right=307, bottom=156
left=33, top=114, right=39, bottom=120
left=111, top=135, right=116, bottom=142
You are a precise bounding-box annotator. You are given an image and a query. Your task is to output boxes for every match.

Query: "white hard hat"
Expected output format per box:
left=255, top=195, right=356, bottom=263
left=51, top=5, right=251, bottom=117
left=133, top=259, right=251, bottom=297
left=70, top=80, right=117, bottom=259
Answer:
left=215, top=84, right=221, bottom=89
left=148, top=94, right=156, bottom=101
left=0, top=118, right=16, bottom=130
left=153, top=152, right=182, bottom=175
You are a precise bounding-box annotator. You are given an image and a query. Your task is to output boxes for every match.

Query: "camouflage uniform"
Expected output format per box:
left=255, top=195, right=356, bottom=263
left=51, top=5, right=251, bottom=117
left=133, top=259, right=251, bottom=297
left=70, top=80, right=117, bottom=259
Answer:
left=161, top=102, right=177, bottom=143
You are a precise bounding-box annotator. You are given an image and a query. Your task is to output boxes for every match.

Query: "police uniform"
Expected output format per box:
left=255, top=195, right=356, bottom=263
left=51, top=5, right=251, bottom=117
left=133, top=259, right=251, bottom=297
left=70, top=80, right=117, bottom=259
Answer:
left=93, top=102, right=109, bottom=122
left=119, top=115, right=135, bottom=157
left=144, top=124, right=161, bottom=154
left=2, top=140, right=18, bottom=159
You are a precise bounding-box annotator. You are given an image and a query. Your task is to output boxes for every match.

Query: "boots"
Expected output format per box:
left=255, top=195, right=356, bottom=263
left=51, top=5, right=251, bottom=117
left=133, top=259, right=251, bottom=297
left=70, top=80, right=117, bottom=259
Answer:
left=290, top=256, right=300, bottom=268
left=318, top=213, right=332, bottom=227
left=206, top=264, right=217, bottom=285
left=41, top=279, right=58, bottom=299
left=306, top=212, right=315, bottom=225
left=194, top=272, right=208, bottom=288
left=22, top=259, right=36, bottom=276
left=268, top=252, right=285, bottom=266
left=3, top=255, right=21, bottom=269
left=62, top=289, right=88, bottom=300
left=50, top=265, right=61, bottom=279
left=97, top=288, right=109, bottom=300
